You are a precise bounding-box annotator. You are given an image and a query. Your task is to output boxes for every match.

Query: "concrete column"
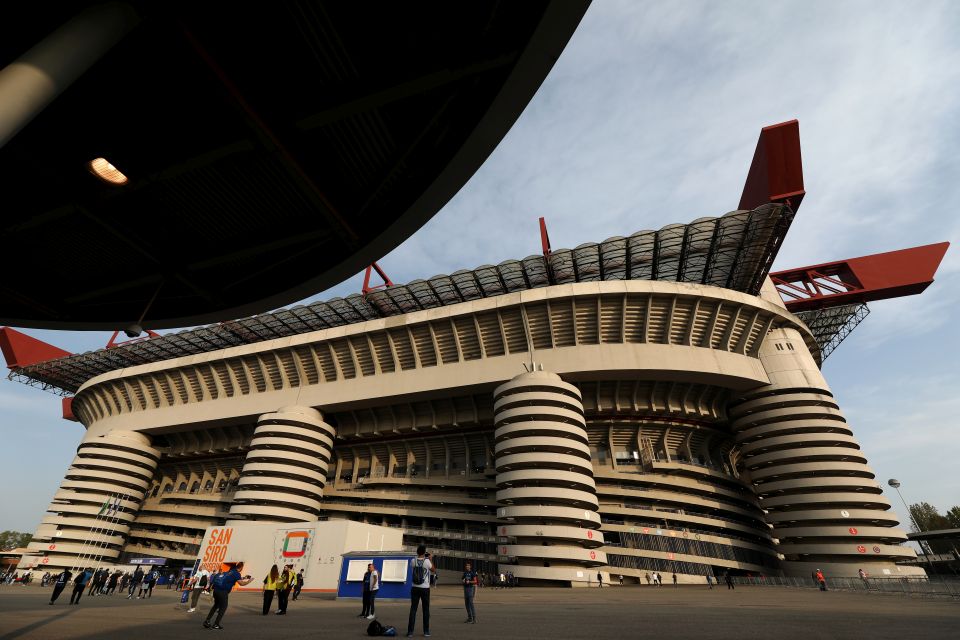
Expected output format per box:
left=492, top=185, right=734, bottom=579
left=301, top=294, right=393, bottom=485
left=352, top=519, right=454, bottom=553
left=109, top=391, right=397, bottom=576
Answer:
left=494, top=369, right=606, bottom=586
left=228, top=406, right=336, bottom=523
left=0, top=3, right=139, bottom=148
left=22, top=430, right=159, bottom=571
left=730, top=326, right=920, bottom=577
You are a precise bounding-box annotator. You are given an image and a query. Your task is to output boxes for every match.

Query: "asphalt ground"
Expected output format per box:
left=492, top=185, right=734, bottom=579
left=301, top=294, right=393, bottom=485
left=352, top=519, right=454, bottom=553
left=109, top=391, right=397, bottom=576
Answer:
left=0, top=583, right=956, bottom=640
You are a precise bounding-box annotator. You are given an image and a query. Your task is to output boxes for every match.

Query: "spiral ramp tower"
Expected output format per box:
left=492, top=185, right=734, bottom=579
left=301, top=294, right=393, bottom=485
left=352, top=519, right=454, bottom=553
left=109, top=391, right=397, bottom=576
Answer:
left=729, top=327, right=918, bottom=577
left=494, top=369, right=606, bottom=585
left=26, top=431, right=159, bottom=570
left=228, top=405, right=336, bottom=522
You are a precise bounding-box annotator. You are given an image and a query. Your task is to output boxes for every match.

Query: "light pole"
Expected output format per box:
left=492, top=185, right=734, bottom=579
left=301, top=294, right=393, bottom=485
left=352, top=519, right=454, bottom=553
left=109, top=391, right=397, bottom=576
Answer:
left=888, top=478, right=934, bottom=571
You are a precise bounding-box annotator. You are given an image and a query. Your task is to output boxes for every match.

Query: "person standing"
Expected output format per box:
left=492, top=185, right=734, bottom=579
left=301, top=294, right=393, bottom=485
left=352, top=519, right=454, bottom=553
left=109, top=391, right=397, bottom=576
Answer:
left=618, top=575, right=624, bottom=586
left=188, top=571, right=208, bottom=613
left=292, top=569, right=304, bottom=601
left=70, top=568, right=93, bottom=605
left=672, top=573, right=677, bottom=587
left=706, top=575, right=713, bottom=589
left=724, top=570, right=734, bottom=590
left=262, top=565, right=280, bottom=615
left=461, top=561, right=478, bottom=624
left=858, top=568, right=869, bottom=588
left=644, top=572, right=651, bottom=585
left=815, top=569, right=827, bottom=592
left=49, top=569, right=72, bottom=605
left=203, top=562, right=253, bottom=630
left=276, top=564, right=295, bottom=615
left=145, top=569, right=158, bottom=598
left=361, top=563, right=379, bottom=619
left=407, top=545, right=436, bottom=638
left=597, top=571, right=603, bottom=588
left=106, top=570, right=120, bottom=595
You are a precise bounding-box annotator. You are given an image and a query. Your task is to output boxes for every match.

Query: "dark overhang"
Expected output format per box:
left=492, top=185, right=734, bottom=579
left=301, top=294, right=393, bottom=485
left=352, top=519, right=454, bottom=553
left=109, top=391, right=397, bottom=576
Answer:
left=0, top=1, right=589, bottom=330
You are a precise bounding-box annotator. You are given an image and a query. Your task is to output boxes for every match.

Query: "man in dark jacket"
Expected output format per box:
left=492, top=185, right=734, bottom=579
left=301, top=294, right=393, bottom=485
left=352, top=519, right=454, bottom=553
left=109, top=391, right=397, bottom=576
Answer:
left=70, top=568, right=93, bottom=604
left=127, top=567, right=144, bottom=599
left=49, top=569, right=72, bottom=605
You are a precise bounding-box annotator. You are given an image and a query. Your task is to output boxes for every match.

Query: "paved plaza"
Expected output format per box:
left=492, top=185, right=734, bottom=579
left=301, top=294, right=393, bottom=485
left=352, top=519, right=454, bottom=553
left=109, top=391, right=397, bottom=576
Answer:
left=0, top=584, right=956, bottom=640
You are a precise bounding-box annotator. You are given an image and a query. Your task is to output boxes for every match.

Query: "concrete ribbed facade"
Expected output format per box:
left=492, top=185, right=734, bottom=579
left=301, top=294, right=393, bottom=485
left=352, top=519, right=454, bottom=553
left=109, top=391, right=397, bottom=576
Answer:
left=20, top=279, right=920, bottom=582
left=494, top=370, right=606, bottom=583
left=229, top=406, right=336, bottom=522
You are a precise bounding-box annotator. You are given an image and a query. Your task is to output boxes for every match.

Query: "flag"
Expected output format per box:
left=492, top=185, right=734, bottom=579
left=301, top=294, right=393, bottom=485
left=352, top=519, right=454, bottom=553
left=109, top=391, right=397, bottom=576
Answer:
left=97, top=500, right=110, bottom=516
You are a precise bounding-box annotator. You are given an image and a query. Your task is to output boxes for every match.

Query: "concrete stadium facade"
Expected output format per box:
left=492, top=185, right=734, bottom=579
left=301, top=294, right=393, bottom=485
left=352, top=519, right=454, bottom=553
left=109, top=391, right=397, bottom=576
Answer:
left=20, top=273, right=921, bottom=584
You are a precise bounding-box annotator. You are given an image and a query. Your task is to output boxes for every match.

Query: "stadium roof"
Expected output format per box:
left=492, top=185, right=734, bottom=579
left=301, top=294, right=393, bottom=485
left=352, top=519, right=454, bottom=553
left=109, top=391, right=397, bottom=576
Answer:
left=6, top=203, right=796, bottom=395
left=0, top=1, right=588, bottom=330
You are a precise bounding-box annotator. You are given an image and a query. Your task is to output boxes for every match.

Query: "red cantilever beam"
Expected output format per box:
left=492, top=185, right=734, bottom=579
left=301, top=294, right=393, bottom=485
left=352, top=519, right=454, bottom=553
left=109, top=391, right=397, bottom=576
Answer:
left=771, top=242, right=950, bottom=312
left=739, top=119, right=805, bottom=212
left=0, top=327, right=72, bottom=369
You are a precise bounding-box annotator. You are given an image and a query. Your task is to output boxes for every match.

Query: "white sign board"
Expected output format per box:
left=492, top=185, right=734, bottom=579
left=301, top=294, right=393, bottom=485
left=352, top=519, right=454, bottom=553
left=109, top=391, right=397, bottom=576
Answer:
left=381, top=559, right=408, bottom=583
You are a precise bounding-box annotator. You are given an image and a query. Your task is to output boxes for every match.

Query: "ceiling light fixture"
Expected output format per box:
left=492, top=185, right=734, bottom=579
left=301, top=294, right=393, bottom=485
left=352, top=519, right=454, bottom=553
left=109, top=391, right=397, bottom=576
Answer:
left=88, top=157, right=128, bottom=185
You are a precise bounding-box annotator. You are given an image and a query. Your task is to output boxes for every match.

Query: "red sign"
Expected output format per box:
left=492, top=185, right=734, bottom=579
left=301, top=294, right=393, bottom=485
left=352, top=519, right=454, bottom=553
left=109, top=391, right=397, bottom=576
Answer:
left=848, top=527, right=858, bottom=535
left=857, top=545, right=866, bottom=553
left=587, top=531, right=593, bottom=539
left=41, top=558, right=49, bottom=564
left=642, top=528, right=650, bottom=534
left=873, top=546, right=881, bottom=553
left=589, top=551, right=596, bottom=560
left=501, top=527, right=507, bottom=535
left=666, top=553, right=675, bottom=560
left=48, top=544, right=56, bottom=550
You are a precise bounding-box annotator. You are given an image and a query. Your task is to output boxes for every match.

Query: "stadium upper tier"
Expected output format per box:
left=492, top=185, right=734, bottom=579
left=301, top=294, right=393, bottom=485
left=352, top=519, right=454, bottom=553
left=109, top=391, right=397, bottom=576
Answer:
left=9, top=203, right=795, bottom=395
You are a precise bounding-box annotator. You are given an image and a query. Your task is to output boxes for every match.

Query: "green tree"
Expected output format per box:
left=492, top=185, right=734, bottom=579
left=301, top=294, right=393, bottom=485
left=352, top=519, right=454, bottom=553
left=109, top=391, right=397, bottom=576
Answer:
left=946, top=506, right=960, bottom=529
left=908, top=502, right=951, bottom=532
left=0, top=531, right=32, bottom=551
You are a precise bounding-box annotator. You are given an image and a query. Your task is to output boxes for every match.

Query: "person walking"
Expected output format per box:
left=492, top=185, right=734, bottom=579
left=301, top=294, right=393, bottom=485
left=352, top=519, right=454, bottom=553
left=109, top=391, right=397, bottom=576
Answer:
left=462, top=561, right=478, bottom=624
left=815, top=569, right=827, bottom=592
left=49, top=569, right=72, bottom=605
left=858, top=568, right=869, bottom=588
left=86, top=568, right=101, bottom=597
left=106, top=570, right=120, bottom=595
left=262, top=565, right=280, bottom=615
left=618, top=574, right=624, bottom=586
left=127, top=567, right=144, bottom=599
left=644, top=572, right=651, bottom=585
left=188, top=570, right=209, bottom=613
left=292, top=569, right=304, bottom=601
left=276, top=564, right=295, bottom=615
left=724, top=570, right=734, bottom=590
left=672, top=573, right=677, bottom=587
left=70, top=568, right=93, bottom=605
left=706, top=575, right=713, bottom=589
left=597, top=571, right=603, bottom=588
left=407, top=544, right=436, bottom=638
left=145, top=569, right=158, bottom=598
left=361, top=563, right=379, bottom=619
left=203, top=562, right=253, bottom=630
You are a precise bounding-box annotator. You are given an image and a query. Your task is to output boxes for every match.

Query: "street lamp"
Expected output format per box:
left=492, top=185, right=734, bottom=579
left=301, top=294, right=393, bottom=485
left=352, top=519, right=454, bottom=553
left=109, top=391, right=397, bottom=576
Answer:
left=888, top=478, right=933, bottom=569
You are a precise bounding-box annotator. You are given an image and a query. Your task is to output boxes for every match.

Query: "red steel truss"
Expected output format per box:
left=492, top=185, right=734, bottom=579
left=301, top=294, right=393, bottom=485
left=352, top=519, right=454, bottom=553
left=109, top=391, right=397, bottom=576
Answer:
left=771, top=242, right=949, bottom=313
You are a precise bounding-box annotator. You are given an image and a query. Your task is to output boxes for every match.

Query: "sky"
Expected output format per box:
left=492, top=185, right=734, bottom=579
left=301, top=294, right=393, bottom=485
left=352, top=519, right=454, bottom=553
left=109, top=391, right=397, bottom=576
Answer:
left=2, top=0, right=959, bottom=536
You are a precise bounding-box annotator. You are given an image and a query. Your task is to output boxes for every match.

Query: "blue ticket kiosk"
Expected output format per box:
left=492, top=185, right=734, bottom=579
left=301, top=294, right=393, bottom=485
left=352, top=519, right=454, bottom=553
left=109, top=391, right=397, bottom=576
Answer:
left=337, top=551, right=417, bottom=601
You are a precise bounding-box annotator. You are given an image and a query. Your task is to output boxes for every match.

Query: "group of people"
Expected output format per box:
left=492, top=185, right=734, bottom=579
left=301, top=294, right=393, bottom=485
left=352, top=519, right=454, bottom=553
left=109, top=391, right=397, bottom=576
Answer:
left=259, top=564, right=302, bottom=616
left=45, top=566, right=163, bottom=605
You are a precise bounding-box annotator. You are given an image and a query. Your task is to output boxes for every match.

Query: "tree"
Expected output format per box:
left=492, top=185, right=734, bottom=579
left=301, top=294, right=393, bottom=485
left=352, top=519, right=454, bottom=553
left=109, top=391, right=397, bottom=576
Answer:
left=0, top=531, right=32, bottom=551
left=946, top=506, right=960, bottom=529
left=908, top=502, right=951, bottom=532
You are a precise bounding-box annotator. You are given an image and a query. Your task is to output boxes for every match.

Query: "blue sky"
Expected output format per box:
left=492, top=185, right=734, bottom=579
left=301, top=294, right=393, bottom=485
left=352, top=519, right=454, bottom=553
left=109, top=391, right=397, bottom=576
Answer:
left=2, top=0, right=958, bottom=534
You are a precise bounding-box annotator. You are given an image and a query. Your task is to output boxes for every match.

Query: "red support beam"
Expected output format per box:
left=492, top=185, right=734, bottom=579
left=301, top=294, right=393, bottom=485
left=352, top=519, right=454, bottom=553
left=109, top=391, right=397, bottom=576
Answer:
left=771, top=242, right=949, bottom=312
left=740, top=119, right=805, bottom=212
left=0, top=327, right=72, bottom=369
left=362, top=262, right=394, bottom=295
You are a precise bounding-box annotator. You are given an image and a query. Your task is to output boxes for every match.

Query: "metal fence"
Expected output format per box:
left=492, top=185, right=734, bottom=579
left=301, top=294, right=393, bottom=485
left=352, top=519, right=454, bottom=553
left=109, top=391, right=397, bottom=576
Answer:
left=730, top=575, right=960, bottom=599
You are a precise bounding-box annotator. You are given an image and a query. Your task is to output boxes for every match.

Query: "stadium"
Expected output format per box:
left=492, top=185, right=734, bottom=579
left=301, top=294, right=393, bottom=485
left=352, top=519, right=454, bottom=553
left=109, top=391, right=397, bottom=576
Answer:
left=0, top=3, right=949, bottom=588
left=3, top=118, right=948, bottom=585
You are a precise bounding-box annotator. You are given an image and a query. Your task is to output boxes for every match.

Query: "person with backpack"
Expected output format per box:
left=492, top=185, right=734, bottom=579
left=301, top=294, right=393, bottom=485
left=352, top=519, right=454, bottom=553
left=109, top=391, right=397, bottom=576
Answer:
left=461, top=561, right=478, bottom=624
left=361, top=562, right=379, bottom=619
left=127, top=567, right=144, bottom=599
left=49, top=569, right=72, bottom=605
left=407, top=545, right=436, bottom=638
left=188, top=570, right=209, bottom=612
left=262, top=565, right=280, bottom=615
left=203, top=562, right=253, bottom=630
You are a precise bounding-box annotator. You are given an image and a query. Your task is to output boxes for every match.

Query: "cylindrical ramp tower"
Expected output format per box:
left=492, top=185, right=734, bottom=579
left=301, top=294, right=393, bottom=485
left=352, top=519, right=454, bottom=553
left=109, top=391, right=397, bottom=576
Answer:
left=25, top=430, right=159, bottom=571
left=229, top=406, right=335, bottom=523
left=730, top=327, right=918, bottom=577
left=494, top=369, right=605, bottom=586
